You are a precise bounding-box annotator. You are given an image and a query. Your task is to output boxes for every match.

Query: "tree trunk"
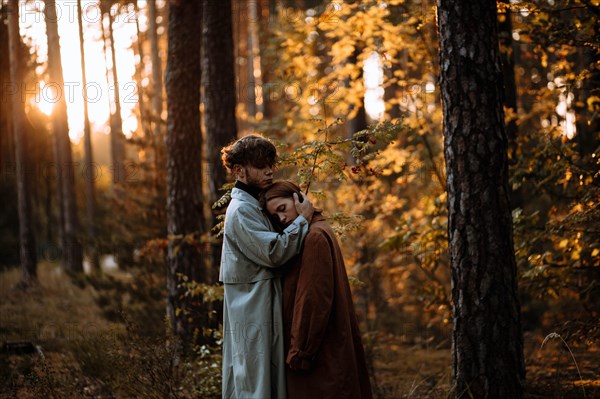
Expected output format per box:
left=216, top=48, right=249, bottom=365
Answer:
left=0, top=13, right=14, bottom=168
left=102, top=2, right=126, bottom=184
left=345, top=47, right=368, bottom=164
left=45, top=0, right=83, bottom=274
left=133, top=2, right=149, bottom=139
left=99, top=2, right=116, bottom=172
left=574, top=46, right=600, bottom=156
left=436, top=1, right=525, bottom=398
left=7, top=0, right=37, bottom=286
left=247, top=0, right=264, bottom=120
left=498, top=1, right=517, bottom=147
left=165, top=0, right=205, bottom=346
left=497, top=1, right=523, bottom=212
left=147, top=0, right=165, bottom=198
left=232, top=0, right=249, bottom=132
left=202, top=0, right=237, bottom=284
left=148, top=0, right=164, bottom=140
left=78, top=0, right=98, bottom=273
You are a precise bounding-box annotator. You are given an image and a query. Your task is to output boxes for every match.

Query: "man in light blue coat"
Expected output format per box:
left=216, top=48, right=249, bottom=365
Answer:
left=220, top=135, right=314, bottom=399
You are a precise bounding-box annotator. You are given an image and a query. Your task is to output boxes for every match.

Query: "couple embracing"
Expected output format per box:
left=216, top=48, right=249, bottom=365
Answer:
left=219, top=135, right=373, bottom=399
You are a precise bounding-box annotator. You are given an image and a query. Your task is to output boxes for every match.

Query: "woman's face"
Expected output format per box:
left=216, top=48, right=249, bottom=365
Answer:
left=266, top=196, right=299, bottom=227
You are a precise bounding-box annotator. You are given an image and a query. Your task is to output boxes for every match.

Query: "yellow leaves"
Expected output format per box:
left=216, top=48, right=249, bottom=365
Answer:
left=379, top=194, right=407, bottom=214
left=330, top=39, right=356, bottom=64
left=571, top=250, right=581, bottom=261
left=541, top=52, right=548, bottom=68
left=587, top=96, right=600, bottom=112
left=571, top=203, right=584, bottom=213
left=406, top=16, right=420, bottom=26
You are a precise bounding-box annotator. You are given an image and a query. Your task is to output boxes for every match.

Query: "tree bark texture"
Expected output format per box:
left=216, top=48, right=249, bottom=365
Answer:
left=436, top=1, right=525, bottom=398
left=7, top=0, right=37, bottom=286
left=45, top=0, right=83, bottom=274
left=165, top=0, right=205, bottom=346
left=202, top=0, right=237, bottom=283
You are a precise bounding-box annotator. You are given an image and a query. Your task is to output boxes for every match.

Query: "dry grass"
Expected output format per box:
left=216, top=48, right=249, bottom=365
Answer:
left=0, top=262, right=123, bottom=348
left=372, top=332, right=600, bottom=399
left=371, top=335, right=452, bottom=398
left=2, top=263, right=598, bottom=398
left=0, top=262, right=124, bottom=397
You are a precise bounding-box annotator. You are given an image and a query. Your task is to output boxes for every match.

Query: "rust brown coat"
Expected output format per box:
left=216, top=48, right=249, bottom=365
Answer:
left=282, top=214, right=373, bottom=399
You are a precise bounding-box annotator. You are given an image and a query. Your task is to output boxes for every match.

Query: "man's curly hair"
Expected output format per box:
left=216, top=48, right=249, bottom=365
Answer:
left=221, top=135, right=278, bottom=173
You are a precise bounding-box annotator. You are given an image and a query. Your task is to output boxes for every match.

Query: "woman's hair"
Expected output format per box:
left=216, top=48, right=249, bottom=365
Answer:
left=259, top=180, right=302, bottom=209
left=221, top=134, right=278, bottom=173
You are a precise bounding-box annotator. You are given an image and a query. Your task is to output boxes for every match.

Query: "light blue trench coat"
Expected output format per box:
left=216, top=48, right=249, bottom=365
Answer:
left=220, top=187, right=309, bottom=399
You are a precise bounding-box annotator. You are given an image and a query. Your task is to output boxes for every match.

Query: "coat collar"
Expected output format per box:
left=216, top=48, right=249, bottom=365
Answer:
left=231, top=187, right=261, bottom=208
left=235, top=180, right=262, bottom=200
left=310, top=211, right=326, bottom=224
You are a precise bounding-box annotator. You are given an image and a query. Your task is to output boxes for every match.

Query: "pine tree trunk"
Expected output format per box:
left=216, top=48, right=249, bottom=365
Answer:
left=247, top=0, right=264, bottom=119
left=7, top=0, right=37, bottom=286
left=497, top=1, right=522, bottom=212
left=78, top=0, right=98, bottom=273
left=133, top=2, right=149, bottom=139
left=345, top=48, right=368, bottom=165
left=0, top=15, right=13, bottom=168
left=498, top=1, right=517, bottom=146
left=232, top=0, right=249, bottom=132
left=148, top=0, right=164, bottom=139
left=45, top=0, right=83, bottom=274
left=436, top=1, right=525, bottom=398
left=103, top=3, right=126, bottom=184
left=165, top=0, right=205, bottom=346
left=202, top=0, right=237, bottom=284
left=147, top=0, right=165, bottom=199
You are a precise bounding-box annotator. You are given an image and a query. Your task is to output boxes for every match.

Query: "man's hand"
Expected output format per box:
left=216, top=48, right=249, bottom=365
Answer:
left=294, top=192, right=314, bottom=222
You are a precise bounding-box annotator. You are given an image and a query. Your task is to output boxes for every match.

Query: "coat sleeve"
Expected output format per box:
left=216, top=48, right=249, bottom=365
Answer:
left=229, top=204, right=309, bottom=268
left=286, top=231, right=334, bottom=371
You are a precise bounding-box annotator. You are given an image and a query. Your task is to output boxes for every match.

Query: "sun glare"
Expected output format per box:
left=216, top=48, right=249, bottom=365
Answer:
left=34, top=81, right=55, bottom=116
left=364, top=52, right=385, bottom=121
left=19, top=0, right=141, bottom=142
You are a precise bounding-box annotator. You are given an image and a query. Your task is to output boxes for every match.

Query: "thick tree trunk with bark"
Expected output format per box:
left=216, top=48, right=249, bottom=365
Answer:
left=165, top=0, right=205, bottom=346
left=78, top=0, right=98, bottom=272
left=45, top=0, right=83, bottom=274
left=436, top=1, right=525, bottom=398
left=202, top=0, right=237, bottom=284
left=7, top=0, right=37, bottom=286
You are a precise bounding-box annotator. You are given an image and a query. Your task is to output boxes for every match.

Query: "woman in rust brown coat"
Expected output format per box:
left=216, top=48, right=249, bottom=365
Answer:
left=261, top=181, right=373, bottom=399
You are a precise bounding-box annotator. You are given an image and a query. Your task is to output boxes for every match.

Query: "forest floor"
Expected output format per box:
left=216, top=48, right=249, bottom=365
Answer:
left=1, top=262, right=599, bottom=398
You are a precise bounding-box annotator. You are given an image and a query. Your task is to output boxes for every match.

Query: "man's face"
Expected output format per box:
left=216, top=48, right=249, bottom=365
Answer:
left=239, top=164, right=273, bottom=189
